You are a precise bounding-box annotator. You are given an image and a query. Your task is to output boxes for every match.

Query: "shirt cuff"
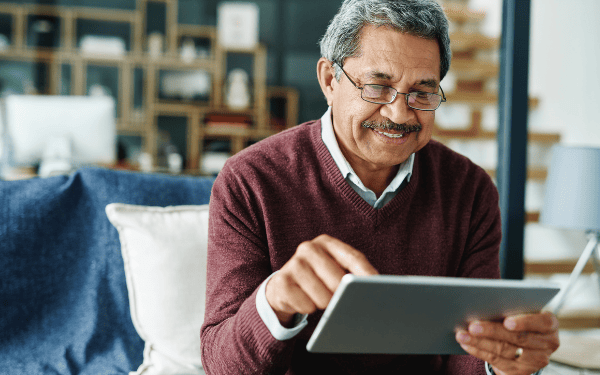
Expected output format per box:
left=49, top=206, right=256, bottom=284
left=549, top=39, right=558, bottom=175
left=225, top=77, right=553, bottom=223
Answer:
left=256, top=271, right=309, bottom=341
left=485, top=362, right=544, bottom=375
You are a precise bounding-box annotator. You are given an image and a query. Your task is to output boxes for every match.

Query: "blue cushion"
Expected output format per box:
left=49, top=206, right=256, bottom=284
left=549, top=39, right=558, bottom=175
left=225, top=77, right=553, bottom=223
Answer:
left=0, top=167, right=214, bottom=374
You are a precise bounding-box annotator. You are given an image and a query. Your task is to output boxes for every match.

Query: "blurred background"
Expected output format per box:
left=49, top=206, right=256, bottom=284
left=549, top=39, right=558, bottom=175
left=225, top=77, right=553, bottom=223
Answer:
left=0, top=0, right=598, bottom=369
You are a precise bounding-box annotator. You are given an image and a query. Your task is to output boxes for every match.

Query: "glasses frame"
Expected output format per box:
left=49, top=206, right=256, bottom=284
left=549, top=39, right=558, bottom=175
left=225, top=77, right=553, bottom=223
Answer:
left=335, top=63, right=446, bottom=111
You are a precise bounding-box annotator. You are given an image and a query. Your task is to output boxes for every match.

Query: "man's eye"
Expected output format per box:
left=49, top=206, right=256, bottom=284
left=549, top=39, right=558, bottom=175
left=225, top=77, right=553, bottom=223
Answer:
left=363, top=85, right=385, bottom=97
left=414, top=92, right=431, bottom=99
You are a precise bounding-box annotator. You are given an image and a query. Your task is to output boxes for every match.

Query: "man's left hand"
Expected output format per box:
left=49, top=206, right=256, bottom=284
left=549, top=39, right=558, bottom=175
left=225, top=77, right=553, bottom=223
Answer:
left=455, top=311, right=560, bottom=375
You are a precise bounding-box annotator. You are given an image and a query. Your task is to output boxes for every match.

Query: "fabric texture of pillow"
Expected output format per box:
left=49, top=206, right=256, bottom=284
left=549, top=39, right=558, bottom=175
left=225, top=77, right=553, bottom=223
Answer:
left=106, top=203, right=209, bottom=375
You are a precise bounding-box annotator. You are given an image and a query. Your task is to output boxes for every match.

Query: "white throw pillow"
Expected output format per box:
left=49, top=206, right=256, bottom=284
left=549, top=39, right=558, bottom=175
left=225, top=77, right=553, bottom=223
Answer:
left=106, top=203, right=209, bottom=375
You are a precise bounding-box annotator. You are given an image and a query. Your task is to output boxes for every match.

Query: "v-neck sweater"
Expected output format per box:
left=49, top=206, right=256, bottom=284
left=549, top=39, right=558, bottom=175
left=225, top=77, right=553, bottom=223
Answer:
left=201, top=119, right=501, bottom=375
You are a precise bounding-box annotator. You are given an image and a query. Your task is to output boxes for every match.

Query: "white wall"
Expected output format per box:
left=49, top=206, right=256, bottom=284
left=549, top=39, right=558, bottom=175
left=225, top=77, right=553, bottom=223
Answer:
left=470, top=0, right=600, bottom=146
left=529, top=0, right=600, bottom=146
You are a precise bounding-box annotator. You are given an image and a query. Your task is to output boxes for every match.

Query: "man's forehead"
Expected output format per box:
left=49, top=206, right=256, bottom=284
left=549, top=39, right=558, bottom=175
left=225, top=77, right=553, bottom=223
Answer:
left=354, top=25, right=441, bottom=81
left=364, top=70, right=393, bottom=80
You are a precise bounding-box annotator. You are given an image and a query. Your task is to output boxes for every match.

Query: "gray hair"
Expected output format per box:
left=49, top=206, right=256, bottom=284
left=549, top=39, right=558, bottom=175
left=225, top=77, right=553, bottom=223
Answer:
left=319, top=0, right=451, bottom=81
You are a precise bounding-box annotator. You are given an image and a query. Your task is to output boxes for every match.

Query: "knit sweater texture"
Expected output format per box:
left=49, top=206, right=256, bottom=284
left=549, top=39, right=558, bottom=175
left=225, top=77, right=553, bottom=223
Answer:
left=201, top=119, right=501, bottom=375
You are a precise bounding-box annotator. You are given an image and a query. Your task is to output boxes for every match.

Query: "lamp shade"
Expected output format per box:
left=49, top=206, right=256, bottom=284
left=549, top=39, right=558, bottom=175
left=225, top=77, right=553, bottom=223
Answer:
left=540, top=145, right=600, bottom=232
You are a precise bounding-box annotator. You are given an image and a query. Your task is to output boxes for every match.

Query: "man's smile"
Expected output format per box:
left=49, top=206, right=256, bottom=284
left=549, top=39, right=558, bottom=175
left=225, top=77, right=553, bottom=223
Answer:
left=376, top=130, right=405, bottom=138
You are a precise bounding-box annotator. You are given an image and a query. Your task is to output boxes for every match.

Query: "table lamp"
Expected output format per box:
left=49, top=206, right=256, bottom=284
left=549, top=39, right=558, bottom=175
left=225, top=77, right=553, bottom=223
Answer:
left=540, top=145, right=600, bottom=314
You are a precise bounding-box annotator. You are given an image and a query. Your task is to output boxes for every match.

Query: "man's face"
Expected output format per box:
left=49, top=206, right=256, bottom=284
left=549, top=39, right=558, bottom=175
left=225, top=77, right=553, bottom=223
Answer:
left=325, top=25, right=441, bottom=174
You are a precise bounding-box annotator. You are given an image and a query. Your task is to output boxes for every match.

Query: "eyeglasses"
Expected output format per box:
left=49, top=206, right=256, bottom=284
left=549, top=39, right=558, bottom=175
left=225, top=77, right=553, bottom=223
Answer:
left=335, top=63, right=446, bottom=111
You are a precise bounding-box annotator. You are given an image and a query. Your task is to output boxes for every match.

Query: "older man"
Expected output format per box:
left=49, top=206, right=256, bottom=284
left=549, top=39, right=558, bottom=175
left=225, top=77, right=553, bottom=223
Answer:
left=201, top=1, right=559, bottom=374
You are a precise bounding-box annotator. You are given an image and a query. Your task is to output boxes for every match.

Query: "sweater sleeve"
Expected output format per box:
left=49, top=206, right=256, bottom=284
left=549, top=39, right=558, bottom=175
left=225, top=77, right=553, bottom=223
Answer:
left=444, top=355, right=488, bottom=375
left=200, top=163, right=296, bottom=374
left=456, top=169, right=502, bottom=280
left=445, top=169, right=501, bottom=375
left=454, top=176, right=547, bottom=375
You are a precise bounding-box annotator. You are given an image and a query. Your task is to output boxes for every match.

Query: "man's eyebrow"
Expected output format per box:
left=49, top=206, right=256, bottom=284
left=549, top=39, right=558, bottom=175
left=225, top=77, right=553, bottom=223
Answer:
left=363, top=72, right=439, bottom=89
left=416, top=79, right=438, bottom=89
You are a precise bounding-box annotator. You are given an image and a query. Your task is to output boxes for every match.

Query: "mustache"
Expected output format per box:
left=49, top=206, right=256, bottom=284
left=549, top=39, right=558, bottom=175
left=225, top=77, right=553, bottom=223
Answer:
left=361, top=119, right=422, bottom=133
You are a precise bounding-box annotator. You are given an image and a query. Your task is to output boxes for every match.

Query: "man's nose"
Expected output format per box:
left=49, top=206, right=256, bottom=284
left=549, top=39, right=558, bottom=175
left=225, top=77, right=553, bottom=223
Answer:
left=379, top=94, right=416, bottom=125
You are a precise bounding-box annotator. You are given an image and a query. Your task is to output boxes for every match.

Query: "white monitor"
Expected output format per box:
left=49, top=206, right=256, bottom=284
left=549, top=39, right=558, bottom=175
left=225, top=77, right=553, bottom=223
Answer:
left=3, top=95, right=116, bottom=172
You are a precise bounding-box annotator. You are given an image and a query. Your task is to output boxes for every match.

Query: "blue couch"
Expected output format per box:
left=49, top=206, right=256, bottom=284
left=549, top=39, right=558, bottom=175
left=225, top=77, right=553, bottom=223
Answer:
left=0, top=167, right=214, bottom=374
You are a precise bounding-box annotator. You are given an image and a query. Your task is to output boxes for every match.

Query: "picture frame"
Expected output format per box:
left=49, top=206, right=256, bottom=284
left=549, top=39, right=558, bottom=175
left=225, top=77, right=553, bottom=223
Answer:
left=217, top=2, right=259, bottom=50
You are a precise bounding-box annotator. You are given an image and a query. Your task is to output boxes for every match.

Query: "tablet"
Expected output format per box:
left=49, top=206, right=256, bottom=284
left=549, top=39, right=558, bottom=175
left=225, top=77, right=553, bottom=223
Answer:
left=306, top=274, right=560, bottom=355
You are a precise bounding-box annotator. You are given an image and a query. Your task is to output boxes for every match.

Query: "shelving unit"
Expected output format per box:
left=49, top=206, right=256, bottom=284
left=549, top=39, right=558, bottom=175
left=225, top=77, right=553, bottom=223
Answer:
left=439, top=1, right=559, bottom=225
left=0, top=0, right=298, bottom=172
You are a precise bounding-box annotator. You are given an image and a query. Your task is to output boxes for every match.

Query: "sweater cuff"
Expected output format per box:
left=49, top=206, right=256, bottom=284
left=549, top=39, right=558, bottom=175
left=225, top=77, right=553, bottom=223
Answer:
left=232, top=282, right=296, bottom=364
left=256, top=271, right=309, bottom=340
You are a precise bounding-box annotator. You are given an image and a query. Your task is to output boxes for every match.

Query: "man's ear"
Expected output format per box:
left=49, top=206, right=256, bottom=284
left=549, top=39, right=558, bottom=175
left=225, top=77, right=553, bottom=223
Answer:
left=317, top=57, right=336, bottom=107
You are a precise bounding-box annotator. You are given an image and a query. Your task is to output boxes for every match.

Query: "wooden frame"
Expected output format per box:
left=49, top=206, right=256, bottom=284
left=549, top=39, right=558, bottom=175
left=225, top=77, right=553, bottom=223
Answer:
left=0, top=0, right=300, bottom=173
left=267, top=86, right=299, bottom=130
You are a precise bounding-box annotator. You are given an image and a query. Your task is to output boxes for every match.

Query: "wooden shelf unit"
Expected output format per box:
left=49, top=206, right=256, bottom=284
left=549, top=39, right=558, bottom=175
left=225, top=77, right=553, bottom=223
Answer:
left=443, top=3, right=487, bottom=24
left=525, top=260, right=596, bottom=275
left=526, top=259, right=600, bottom=328
left=0, top=0, right=299, bottom=172
left=440, top=1, right=560, bottom=226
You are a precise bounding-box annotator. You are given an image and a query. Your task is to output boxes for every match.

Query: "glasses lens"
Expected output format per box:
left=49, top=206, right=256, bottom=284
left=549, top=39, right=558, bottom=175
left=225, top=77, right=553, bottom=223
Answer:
left=407, top=92, right=441, bottom=110
left=363, top=84, right=395, bottom=103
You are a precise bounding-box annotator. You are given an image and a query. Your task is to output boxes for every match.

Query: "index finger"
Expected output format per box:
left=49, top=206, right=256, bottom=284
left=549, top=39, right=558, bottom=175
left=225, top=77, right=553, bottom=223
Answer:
left=314, top=234, right=379, bottom=276
left=503, top=311, right=559, bottom=334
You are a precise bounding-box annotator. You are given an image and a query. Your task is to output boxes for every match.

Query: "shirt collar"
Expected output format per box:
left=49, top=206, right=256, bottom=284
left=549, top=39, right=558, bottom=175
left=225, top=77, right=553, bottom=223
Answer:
left=320, top=106, right=414, bottom=195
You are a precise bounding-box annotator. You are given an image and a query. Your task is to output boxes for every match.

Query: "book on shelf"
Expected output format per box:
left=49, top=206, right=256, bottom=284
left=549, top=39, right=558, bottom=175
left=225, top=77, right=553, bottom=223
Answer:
left=204, top=114, right=252, bottom=130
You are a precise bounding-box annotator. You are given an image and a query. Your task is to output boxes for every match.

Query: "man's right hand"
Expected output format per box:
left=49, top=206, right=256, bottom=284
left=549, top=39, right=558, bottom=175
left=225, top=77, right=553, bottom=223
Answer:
left=265, top=234, right=379, bottom=326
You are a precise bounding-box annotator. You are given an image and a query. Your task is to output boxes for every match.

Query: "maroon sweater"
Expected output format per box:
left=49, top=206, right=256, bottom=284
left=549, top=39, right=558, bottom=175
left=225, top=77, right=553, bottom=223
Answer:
left=201, top=119, right=501, bottom=375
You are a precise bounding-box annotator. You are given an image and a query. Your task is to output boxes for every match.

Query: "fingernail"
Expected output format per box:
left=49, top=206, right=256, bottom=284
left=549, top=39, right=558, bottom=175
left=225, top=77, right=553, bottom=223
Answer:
left=457, top=331, right=471, bottom=343
left=505, top=318, right=517, bottom=330
left=470, top=323, right=484, bottom=334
